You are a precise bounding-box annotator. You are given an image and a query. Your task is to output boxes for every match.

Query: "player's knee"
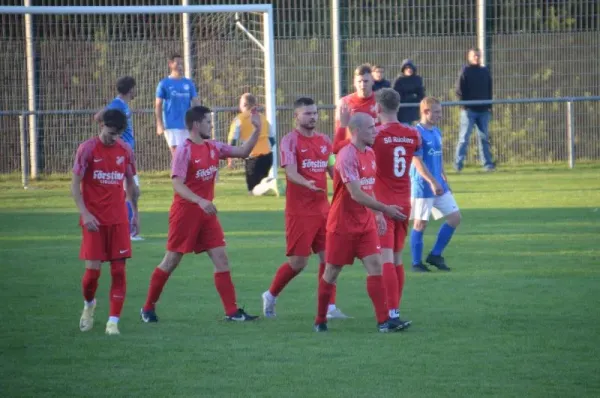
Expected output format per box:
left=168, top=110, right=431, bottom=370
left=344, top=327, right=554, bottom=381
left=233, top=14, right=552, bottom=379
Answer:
left=413, top=220, right=428, bottom=231
left=447, top=211, right=461, bottom=228
left=159, top=251, right=183, bottom=273
left=363, top=254, right=383, bottom=275
left=289, top=256, right=308, bottom=271
left=323, top=264, right=342, bottom=283
left=209, top=248, right=230, bottom=272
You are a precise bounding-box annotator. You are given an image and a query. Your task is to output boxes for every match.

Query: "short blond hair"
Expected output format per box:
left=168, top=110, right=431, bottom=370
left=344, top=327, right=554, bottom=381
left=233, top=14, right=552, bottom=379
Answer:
left=375, top=88, right=400, bottom=113
left=420, top=96, right=441, bottom=114
left=354, top=63, right=372, bottom=77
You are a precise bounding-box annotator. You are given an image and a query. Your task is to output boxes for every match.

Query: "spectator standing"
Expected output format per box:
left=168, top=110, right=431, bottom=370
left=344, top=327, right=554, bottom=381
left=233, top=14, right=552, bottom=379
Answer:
left=372, top=64, right=391, bottom=92
left=392, top=59, right=425, bottom=125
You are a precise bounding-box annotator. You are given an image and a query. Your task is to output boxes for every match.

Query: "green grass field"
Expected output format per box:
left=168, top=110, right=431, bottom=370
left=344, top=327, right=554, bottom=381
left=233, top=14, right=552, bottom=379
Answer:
left=1, top=165, right=600, bottom=397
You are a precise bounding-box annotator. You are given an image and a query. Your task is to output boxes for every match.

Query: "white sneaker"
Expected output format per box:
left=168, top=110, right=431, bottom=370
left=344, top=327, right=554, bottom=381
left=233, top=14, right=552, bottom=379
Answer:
left=79, top=301, right=96, bottom=332
left=326, top=307, right=350, bottom=319
left=261, top=291, right=277, bottom=318
left=130, top=235, right=144, bottom=241
left=105, top=321, right=120, bottom=335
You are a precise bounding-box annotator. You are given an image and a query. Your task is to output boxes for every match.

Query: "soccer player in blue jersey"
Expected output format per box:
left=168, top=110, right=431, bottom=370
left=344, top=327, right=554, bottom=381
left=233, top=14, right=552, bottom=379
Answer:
left=94, top=76, right=142, bottom=241
left=409, top=97, right=462, bottom=272
left=155, top=53, right=201, bottom=156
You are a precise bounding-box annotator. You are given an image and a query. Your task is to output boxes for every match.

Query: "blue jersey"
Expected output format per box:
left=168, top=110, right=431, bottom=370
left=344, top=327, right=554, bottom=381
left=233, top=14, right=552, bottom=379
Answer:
left=410, top=123, right=449, bottom=198
left=155, top=77, right=198, bottom=130
left=106, top=97, right=134, bottom=150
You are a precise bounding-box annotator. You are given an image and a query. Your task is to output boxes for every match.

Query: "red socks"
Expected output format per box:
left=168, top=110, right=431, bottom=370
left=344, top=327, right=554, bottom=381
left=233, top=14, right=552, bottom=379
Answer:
left=382, top=262, right=399, bottom=311
left=396, top=264, right=406, bottom=307
left=315, top=277, right=335, bottom=324
left=319, top=262, right=336, bottom=305
left=143, top=267, right=171, bottom=312
left=268, top=263, right=300, bottom=297
left=82, top=268, right=100, bottom=302
left=366, top=275, right=388, bottom=324
left=109, top=260, right=126, bottom=317
left=214, top=271, right=238, bottom=316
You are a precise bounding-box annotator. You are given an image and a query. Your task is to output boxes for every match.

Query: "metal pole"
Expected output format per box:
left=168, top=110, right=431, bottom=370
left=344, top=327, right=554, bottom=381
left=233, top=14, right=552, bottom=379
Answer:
left=263, top=9, right=278, bottom=180
left=477, top=0, right=487, bottom=65
left=181, top=0, right=192, bottom=79
left=19, top=115, right=29, bottom=189
left=331, top=0, right=342, bottom=102
left=567, top=101, right=575, bottom=169
left=24, top=0, right=38, bottom=179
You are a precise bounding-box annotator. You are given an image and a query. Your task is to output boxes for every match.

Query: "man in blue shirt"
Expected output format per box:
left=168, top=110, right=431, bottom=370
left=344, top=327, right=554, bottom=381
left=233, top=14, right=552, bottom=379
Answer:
left=94, top=76, right=143, bottom=241
left=409, top=97, right=462, bottom=272
left=155, top=53, right=201, bottom=156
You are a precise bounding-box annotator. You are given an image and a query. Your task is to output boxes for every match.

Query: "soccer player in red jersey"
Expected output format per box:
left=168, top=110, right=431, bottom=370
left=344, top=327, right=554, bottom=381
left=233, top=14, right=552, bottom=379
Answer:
left=372, top=88, right=442, bottom=326
left=72, top=109, right=140, bottom=336
left=261, top=97, right=348, bottom=320
left=332, top=64, right=378, bottom=154
left=314, top=112, right=409, bottom=333
left=140, top=106, right=260, bottom=323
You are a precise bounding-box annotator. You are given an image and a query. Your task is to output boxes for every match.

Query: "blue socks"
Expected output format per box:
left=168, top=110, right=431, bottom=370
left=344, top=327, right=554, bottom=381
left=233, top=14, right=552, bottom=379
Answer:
left=410, top=230, right=424, bottom=265
left=431, top=223, right=456, bottom=256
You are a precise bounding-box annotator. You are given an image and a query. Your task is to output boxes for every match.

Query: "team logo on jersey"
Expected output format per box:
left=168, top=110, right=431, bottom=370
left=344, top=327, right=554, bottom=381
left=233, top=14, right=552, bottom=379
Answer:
left=371, top=160, right=376, bottom=170
left=116, top=156, right=124, bottom=165
left=184, top=84, right=190, bottom=91
left=210, top=149, right=215, bottom=159
left=320, top=145, right=328, bottom=154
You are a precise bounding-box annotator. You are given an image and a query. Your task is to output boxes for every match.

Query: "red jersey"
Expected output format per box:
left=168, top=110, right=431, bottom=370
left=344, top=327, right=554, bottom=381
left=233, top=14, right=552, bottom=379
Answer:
left=372, top=122, right=422, bottom=206
left=280, top=130, right=331, bottom=217
left=333, top=93, right=378, bottom=154
left=327, top=143, right=377, bottom=234
left=72, top=137, right=136, bottom=226
left=171, top=139, right=233, bottom=206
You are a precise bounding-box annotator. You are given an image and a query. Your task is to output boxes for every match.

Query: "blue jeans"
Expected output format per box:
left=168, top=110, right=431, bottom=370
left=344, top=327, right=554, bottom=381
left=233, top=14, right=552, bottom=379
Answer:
left=454, top=109, right=494, bottom=169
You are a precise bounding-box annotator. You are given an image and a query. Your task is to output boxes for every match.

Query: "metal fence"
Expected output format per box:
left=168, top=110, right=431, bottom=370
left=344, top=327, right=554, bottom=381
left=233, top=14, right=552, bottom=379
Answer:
left=1, top=0, right=599, bottom=177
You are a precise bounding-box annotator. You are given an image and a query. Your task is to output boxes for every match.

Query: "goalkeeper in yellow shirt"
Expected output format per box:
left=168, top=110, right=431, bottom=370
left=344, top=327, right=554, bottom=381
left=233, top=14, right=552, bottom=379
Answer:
left=228, top=93, right=278, bottom=196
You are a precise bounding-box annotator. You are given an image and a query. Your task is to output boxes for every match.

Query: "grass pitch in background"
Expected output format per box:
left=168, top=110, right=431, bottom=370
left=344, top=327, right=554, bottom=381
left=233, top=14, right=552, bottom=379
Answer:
left=1, top=165, right=599, bottom=397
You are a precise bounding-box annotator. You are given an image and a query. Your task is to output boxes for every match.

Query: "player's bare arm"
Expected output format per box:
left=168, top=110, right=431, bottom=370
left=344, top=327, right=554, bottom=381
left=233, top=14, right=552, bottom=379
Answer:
left=284, top=164, right=324, bottom=192
left=226, top=112, right=262, bottom=159
left=333, top=100, right=352, bottom=153
left=413, top=155, right=443, bottom=195
left=70, top=173, right=99, bottom=232
left=154, top=97, right=164, bottom=135
left=172, top=177, right=217, bottom=215
left=370, top=192, right=388, bottom=236
left=345, top=180, right=406, bottom=220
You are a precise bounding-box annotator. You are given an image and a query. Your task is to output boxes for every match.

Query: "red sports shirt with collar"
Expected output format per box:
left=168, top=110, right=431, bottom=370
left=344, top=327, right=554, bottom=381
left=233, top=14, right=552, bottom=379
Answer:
left=333, top=93, right=378, bottom=154
left=170, top=139, right=234, bottom=206
left=372, top=122, right=422, bottom=206
left=280, top=129, right=332, bottom=217
left=327, top=143, right=377, bottom=234
left=72, top=137, right=136, bottom=226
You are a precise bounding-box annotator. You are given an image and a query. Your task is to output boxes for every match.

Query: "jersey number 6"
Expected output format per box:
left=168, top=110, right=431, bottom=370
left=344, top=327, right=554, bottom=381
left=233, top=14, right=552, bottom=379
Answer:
left=393, top=145, right=407, bottom=177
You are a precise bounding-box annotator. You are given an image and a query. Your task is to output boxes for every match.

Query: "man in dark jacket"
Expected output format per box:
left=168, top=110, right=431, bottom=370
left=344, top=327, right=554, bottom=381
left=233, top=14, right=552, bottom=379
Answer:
left=372, top=64, right=391, bottom=92
left=454, top=47, right=495, bottom=171
left=392, top=59, right=425, bottom=125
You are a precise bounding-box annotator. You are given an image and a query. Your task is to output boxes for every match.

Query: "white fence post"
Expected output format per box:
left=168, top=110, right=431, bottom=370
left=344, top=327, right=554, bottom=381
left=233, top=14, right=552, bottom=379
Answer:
left=567, top=101, right=575, bottom=169
left=24, top=0, right=38, bottom=179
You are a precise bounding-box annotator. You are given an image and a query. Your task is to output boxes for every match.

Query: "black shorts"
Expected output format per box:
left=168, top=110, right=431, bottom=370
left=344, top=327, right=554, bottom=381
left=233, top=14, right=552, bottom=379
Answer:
left=245, top=152, right=273, bottom=191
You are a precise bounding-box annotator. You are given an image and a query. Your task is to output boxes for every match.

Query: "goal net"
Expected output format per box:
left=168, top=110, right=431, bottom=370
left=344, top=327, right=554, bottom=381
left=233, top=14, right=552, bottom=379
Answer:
left=0, top=5, right=277, bottom=178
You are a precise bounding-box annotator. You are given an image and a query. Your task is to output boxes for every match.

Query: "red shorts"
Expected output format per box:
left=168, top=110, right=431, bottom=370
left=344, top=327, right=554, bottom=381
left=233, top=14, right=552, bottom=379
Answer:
left=379, top=216, right=410, bottom=252
left=285, top=214, right=327, bottom=257
left=166, top=205, right=226, bottom=254
left=325, top=228, right=380, bottom=266
left=80, top=223, right=131, bottom=262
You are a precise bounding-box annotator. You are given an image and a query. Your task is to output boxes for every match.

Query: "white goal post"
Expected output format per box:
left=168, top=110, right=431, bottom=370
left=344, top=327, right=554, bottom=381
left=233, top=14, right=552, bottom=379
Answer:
left=0, top=4, right=278, bottom=179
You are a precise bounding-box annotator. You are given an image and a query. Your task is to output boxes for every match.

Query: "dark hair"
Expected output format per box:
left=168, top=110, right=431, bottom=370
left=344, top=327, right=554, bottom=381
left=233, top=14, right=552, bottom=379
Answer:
left=103, top=109, right=128, bottom=132
left=293, top=97, right=315, bottom=109
left=185, top=106, right=212, bottom=130
left=467, top=47, right=480, bottom=57
left=169, top=53, right=182, bottom=61
left=354, top=63, right=372, bottom=76
left=116, top=76, right=136, bottom=95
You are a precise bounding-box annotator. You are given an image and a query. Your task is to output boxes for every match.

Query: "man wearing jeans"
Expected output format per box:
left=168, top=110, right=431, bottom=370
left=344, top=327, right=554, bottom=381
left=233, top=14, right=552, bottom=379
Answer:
left=454, top=48, right=495, bottom=172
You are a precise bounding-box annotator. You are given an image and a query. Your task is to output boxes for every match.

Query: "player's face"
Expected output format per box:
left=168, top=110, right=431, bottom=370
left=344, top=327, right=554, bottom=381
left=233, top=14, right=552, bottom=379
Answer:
left=354, top=73, right=373, bottom=97
left=195, top=115, right=212, bottom=139
left=169, top=57, right=184, bottom=74
left=295, top=105, right=318, bottom=130
left=129, top=86, right=137, bottom=100
left=100, top=126, right=122, bottom=146
left=468, top=50, right=481, bottom=66
left=425, top=104, right=443, bottom=125
left=357, top=120, right=376, bottom=146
